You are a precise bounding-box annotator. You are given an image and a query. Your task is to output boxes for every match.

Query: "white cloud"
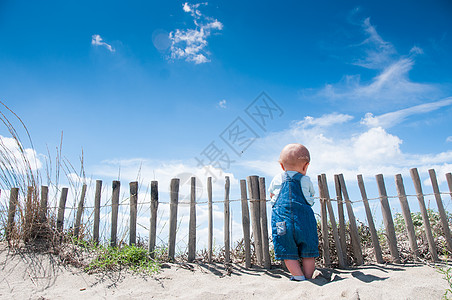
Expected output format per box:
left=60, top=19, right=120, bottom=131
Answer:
left=361, top=97, right=452, bottom=128
left=218, top=99, right=227, bottom=108
left=352, top=127, right=402, bottom=163
left=238, top=112, right=452, bottom=186
left=308, top=17, right=440, bottom=107
left=316, top=57, right=437, bottom=106
left=295, top=113, right=353, bottom=128
left=410, top=46, right=424, bottom=55
left=183, top=2, right=192, bottom=13
left=169, top=2, right=223, bottom=64
left=182, top=2, right=204, bottom=18
left=92, top=158, right=239, bottom=202
left=0, top=135, right=42, bottom=178
left=447, top=136, right=452, bottom=143
left=354, top=17, right=397, bottom=69
left=91, top=34, right=115, bottom=52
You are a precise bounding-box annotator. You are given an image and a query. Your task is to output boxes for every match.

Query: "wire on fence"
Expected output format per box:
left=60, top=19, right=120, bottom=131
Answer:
left=1, top=192, right=452, bottom=213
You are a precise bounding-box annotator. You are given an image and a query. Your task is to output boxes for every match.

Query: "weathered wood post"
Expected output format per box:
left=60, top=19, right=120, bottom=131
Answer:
left=447, top=173, right=452, bottom=199
left=318, top=175, right=331, bottom=267
left=149, top=181, right=158, bottom=257
left=57, top=187, right=69, bottom=233
left=247, top=175, right=263, bottom=266
left=188, top=177, right=197, bottom=262
left=224, top=176, right=231, bottom=264
left=93, top=180, right=102, bottom=244
left=240, top=179, right=251, bottom=268
left=259, top=177, right=271, bottom=269
left=207, top=177, right=213, bottom=263
left=24, top=186, right=33, bottom=241
left=357, top=175, right=384, bottom=264
left=429, top=169, right=452, bottom=252
left=338, top=174, right=364, bottom=265
left=6, top=188, right=19, bottom=241
left=334, top=175, right=347, bottom=263
left=410, top=168, right=438, bottom=261
left=111, top=181, right=120, bottom=247
left=394, top=174, right=419, bottom=258
left=168, top=178, right=180, bottom=261
left=74, top=183, right=87, bottom=238
left=129, top=181, right=138, bottom=246
left=375, top=174, right=400, bottom=263
left=320, top=174, right=346, bottom=268
left=39, top=186, right=49, bottom=223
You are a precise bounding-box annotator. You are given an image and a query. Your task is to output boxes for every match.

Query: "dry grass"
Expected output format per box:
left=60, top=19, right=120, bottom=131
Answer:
left=0, top=101, right=86, bottom=256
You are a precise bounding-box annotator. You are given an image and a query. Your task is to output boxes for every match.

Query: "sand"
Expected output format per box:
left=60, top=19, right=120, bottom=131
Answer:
left=0, top=243, right=450, bottom=300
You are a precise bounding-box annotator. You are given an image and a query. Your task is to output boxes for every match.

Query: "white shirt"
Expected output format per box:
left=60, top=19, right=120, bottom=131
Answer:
left=268, top=171, right=315, bottom=206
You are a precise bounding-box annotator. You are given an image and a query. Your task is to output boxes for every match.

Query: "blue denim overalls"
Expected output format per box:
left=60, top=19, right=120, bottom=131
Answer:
left=271, top=172, right=319, bottom=260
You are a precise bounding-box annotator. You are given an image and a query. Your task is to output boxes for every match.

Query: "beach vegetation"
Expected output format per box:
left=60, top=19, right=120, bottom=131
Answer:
left=437, top=264, right=452, bottom=300
left=392, top=210, right=452, bottom=258
left=85, top=244, right=161, bottom=274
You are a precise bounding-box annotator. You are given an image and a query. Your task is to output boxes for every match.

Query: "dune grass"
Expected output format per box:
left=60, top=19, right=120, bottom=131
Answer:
left=0, top=101, right=164, bottom=276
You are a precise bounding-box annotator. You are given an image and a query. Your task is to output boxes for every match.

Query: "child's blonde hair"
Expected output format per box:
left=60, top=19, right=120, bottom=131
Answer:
left=279, top=143, right=310, bottom=169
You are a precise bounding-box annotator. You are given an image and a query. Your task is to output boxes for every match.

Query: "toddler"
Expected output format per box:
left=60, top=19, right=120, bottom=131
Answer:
left=269, top=143, right=319, bottom=281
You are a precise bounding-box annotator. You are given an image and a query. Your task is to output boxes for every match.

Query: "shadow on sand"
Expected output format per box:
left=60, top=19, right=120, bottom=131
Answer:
left=176, top=260, right=424, bottom=287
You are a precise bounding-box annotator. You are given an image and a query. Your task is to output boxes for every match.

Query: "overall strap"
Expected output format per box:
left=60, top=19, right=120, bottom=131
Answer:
left=291, top=172, right=303, bottom=181
left=283, top=171, right=303, bottom=181
left=286, top=172, right=309, bottom=205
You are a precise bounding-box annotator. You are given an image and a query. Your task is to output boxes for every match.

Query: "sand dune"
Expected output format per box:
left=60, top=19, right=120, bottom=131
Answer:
left=0, top=243, right=449, bottom=300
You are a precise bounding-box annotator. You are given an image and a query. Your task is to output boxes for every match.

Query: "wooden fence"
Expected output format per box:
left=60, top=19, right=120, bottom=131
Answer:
left=4, top=167, right=452, bottom=269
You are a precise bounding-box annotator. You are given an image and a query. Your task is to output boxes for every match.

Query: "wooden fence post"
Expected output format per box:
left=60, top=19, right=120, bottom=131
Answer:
left=111, top=181, right=120, bottom=247
left=375, top=174, right=400, bottom=263
left=247, top=175, right=263, bottom=266
left=410, top=168, right=438, bottom=261
left=168, top=178, right=180, bottom=261
left=320, top=174, right=346, bottom=268
left=74, top=183, right=87, bottom=238
left=338, top=174, right=364, bottom=265
left=24, top=186, right=33, bottom=241
left=149, top=181, right=158, bottom=257
left=224, top=176, right=231, bottom=264
left=93, top=180, right=102, bottom=244
left=39, top=186, right=48, bottom=223
left=447, top=173, right=452, bottom=199
left=240, top=179, right=251, bottom=268
left=207, top=177, right=213, bottom=263
left=129, top=181, right=138, bottom=246
left=357, top=175, right=384, bottom=264
left=318, top=175, right=331, bottom=267
left=394, top=174, right=419, bottom=258
left=334, top=175, right=347, bottom=264
left=188, top=177, right=197, bottom=262
left=259, top=177, right=271, bottom=269
left=57, top=187, right=68, bottom=233
left=429, top=169, right=452, bottom=252
left=6, top=188, right=19, bottom=241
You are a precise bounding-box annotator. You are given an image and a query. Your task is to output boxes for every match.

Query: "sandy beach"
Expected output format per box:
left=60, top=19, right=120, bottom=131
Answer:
left=0, top=243, right=449, bottom=300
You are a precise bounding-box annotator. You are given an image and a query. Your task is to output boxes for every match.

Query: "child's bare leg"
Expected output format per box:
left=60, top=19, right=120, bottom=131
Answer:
left=301, top=257, right=316, bottom=279
left=284, top=259, right=303, bottom=276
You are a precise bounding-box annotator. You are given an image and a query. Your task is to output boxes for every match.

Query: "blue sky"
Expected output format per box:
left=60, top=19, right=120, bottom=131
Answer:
left=1, top=0, right=452, bottom=246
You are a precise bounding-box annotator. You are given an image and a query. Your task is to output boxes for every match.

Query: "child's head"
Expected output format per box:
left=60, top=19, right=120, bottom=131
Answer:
left=279, top=143, right=310, bottom=174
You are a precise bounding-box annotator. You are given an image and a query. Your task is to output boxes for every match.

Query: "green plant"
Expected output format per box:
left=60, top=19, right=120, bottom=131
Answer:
left=85, top=244, right=161, bottom=275
left=394, top=210, right=452, bottom=238
left=437, top=263, right=452, bottom=299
